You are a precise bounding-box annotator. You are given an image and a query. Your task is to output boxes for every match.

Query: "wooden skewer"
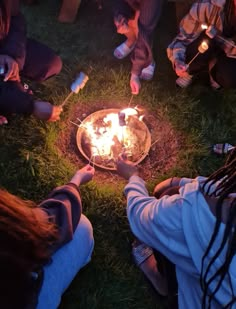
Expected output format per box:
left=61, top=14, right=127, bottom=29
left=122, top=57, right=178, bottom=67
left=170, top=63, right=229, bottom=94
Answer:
left=69, top=120, right=80, bottom=127
left=128, top=94, right=134, bottom=107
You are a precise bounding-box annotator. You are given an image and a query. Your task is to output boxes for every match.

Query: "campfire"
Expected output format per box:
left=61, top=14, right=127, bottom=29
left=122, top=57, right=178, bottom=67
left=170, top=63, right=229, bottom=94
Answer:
left=76, top=108, right=151, bottom=170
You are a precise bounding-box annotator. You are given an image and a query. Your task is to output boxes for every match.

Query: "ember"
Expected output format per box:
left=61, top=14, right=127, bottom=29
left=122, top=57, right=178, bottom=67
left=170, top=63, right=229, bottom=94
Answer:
left=76, top=108, right=151, bottom=170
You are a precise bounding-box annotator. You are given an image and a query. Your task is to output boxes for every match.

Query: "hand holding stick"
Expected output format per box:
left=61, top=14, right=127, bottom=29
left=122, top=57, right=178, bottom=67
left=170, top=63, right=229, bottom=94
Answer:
left=186, top=40, right=209, bottom=67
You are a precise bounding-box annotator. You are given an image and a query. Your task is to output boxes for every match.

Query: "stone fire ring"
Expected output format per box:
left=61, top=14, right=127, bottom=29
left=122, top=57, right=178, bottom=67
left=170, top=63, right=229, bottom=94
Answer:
left=76, top=108, right=151, bottom=170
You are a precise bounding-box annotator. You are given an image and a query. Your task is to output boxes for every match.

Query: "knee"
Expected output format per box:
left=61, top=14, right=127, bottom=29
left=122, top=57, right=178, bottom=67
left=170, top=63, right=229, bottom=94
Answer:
left=37, top=55, right=63, bottom=82
left=77, top=215, right=94, bottom=261
left=50, top=55, right=63, bottom=77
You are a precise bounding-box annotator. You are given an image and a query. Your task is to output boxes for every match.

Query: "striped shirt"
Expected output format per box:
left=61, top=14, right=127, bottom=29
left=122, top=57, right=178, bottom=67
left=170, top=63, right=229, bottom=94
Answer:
left=167, top=0, right=236, bottom=68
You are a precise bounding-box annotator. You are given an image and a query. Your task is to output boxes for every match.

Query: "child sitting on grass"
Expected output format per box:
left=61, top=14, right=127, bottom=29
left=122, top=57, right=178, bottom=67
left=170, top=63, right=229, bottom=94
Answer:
left=117, top=150, right=236, bottom=308
left=0, top=0, right=63, bottom=124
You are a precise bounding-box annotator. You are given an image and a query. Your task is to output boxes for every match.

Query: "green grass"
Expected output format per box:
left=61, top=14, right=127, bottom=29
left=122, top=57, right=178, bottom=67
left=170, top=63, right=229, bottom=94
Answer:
left=0, top=0, right=236, bottom=308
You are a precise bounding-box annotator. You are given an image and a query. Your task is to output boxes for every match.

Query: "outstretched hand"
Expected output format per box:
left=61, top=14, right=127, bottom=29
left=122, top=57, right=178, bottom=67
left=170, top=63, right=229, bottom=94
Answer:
left=116, top=153, right=139, bottom=180
left=74, top=165, right=95, bottom=185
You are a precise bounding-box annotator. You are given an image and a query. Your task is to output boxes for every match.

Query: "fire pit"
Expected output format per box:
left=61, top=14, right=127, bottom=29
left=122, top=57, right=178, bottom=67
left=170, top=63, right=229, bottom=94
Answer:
left=76, top=108, right=151, bottom=170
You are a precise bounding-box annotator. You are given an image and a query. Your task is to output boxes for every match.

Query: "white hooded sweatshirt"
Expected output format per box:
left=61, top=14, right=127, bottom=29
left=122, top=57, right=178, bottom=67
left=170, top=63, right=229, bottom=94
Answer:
left=124, top=175, right=236, bottom=308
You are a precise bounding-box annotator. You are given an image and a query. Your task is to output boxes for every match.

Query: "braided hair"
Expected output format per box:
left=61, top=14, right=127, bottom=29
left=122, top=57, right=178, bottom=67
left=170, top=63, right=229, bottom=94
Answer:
left=200, top=148, right=236, bottom=308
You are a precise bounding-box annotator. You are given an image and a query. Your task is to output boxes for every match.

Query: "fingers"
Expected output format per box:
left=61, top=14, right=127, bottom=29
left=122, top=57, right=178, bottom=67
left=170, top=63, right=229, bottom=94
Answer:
left=4, top=61, right=13, bottom=82
left=117, top=152, right=127, bottom=162
left=130, top=75, right=140, bottom=95
left=86, top=164, right=95, bottom=173
left=4, top=61, right=20, bottom=82
left=48, top=106, right=63, bottom=122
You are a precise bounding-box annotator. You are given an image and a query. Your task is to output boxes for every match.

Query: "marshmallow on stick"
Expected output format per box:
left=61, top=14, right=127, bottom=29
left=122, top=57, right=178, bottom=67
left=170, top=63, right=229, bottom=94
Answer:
left=187, top=40, right=209, bottom=67
left=61, top=72, right=89, bottom=107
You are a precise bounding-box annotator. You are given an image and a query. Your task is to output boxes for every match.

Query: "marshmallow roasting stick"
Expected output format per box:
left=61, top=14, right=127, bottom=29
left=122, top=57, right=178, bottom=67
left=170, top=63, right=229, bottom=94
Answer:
left=203, top=25, right=236, bottom=48
left=186, top=40, right=209, bottom=67
left=60, top=72, right=89, bottom=107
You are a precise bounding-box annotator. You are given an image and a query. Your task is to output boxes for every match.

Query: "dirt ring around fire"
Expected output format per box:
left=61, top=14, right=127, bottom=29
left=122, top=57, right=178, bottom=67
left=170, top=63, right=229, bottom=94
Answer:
left=56, top=101, right=184, bottom=184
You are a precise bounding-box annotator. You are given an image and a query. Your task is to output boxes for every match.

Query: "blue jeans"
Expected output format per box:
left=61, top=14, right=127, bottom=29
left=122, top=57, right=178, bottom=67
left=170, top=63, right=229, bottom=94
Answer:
left=37, top=215, right=94, bottom=309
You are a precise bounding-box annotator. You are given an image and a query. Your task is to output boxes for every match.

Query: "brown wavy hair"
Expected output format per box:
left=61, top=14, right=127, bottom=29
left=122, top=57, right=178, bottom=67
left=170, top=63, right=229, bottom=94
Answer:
left=0, top=189, right=58, bottom=309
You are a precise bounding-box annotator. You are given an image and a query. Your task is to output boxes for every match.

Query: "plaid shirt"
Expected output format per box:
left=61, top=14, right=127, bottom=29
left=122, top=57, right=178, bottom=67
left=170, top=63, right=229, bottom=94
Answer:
left=167, top=0, right=236, bottom=68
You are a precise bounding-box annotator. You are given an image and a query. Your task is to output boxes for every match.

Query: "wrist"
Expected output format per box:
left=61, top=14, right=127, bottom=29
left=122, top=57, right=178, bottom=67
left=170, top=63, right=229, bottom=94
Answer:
left=70, top=172, right=82, bottom=187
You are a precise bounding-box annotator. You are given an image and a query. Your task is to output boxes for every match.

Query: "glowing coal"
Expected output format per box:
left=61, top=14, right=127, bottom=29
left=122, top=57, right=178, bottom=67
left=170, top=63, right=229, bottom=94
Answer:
left=76, top=108, right=151, bottom=170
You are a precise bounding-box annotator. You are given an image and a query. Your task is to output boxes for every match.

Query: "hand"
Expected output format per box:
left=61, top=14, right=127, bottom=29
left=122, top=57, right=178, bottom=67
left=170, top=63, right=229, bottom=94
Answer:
left=116, top=153, right=139, bottom=180
left=221, top=39, right=236, bottom=57
left=48, top=105, right=63, bottom=122
left=0, top=55, right=20, bottom=82
left=71, top=165, right=95, bottom=186
left=114, top=14, right=129, bottom=34
left=130, top=74, right=141, bottom=94
left=174, top=60, right=189, bottom=77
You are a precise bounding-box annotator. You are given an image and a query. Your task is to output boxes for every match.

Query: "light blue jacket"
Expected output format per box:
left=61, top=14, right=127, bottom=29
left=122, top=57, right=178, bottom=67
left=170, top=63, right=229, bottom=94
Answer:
left=124, top=176, right=236, bottom=308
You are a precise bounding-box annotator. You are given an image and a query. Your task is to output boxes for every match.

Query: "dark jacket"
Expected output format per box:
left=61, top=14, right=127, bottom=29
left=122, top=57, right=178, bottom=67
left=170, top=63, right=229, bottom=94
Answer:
left=28, top=183, right=82, bottom=308
left=0, top=0, right=34, bottom=115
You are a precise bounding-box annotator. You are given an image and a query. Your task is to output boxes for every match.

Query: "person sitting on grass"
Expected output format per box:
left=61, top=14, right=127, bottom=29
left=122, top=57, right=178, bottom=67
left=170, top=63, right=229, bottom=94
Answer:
left=167, top=0, right=236, bottom=89
left=113, top=0, right=163, bottom=95
left=116, top=150, right=236, bottom=308
left=0, top=0, right=63, bottom=124
left=0, top=164, right=95, bottom=309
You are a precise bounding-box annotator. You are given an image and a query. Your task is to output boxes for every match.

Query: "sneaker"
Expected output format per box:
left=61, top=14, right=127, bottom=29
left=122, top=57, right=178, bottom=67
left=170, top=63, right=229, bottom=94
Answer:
left=140, top=62, right=156, bottom=80
left=176, top=75, right=193, bottom=88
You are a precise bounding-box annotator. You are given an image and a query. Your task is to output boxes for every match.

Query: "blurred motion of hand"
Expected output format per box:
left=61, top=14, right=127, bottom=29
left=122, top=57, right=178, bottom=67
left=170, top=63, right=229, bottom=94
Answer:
left=116, top=153, right=139, bottom=180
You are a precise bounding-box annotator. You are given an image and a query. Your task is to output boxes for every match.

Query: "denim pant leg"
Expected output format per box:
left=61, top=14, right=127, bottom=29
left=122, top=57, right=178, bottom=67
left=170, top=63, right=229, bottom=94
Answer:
left=37, top=215, right=94, bottom=309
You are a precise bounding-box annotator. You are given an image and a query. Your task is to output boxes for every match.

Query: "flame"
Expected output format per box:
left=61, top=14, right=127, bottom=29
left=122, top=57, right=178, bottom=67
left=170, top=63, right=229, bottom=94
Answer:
left=82, top=108, right=140, bottom=158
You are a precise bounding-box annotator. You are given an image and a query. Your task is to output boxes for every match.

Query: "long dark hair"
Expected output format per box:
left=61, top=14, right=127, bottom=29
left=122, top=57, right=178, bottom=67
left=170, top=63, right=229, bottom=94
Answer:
left=0, top=0, right=10, bottom=38
left=200, top=148, right=236, bottom=308
left=0, top=189, right=58, bottom=309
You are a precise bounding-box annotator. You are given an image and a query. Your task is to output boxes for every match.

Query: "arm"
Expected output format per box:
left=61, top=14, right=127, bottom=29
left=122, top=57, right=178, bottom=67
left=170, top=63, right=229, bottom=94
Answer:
left=0, top=13, right=27, bottom=70
left=38, top=184, right=82, bottom=250
left=167, top=2, right=214, bottom=69
left=116, top=154, right=199, bottom=270
left=124, top=175, right=196, bottom=268
left=131, top=0, right=163, bottom=76
left=38, top=165, right=95, bottom=251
